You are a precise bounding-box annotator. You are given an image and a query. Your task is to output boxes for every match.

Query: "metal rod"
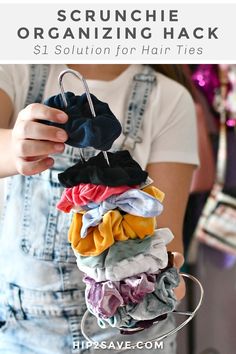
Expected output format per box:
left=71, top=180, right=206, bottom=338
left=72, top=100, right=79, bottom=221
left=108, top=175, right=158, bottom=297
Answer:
left=80, top=273, right=204, bottom=351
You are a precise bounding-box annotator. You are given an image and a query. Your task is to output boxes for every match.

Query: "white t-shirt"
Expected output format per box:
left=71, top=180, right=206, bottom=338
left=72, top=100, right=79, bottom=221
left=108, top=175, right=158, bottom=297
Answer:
left=0, top=64, right=199, bottom=169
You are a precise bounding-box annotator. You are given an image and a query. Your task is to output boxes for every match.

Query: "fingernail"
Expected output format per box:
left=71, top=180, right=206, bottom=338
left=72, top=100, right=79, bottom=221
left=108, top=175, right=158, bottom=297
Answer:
left=54, top=143, right=65, bottom=152
left=57, top=113, right=68, bottom=121
left=46, top=159, right=54, bottom=167
left=56, top=131, right=67, bottom=141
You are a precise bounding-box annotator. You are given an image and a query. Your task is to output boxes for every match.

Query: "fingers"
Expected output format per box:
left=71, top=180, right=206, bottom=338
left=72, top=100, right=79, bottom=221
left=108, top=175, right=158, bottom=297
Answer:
left=12, top=103, right=69, bottom=176
left=172, top=252, right=185, bottom=269
left=18, top=103, right=68, bottom=123
left=14, top=120, right=68, bottom=142
left=172, top=252, right=186, bottom=301
left=174, top=275, right=186, bottom=301
left=23, top=155, right=49, bottom=162
left=14, top=140, right=65, bottom=158
left=15, top=157, right=54, bottom=176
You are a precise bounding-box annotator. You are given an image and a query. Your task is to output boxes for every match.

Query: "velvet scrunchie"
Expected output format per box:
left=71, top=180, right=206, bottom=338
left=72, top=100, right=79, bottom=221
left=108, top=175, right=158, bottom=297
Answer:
left=89, top=268, right=180, bottom=329
left=43, top=92, right=122, bottom=150
left=69, top=211, right=156, bottom=257
left=58, top=150, right=148, bottom=187
left=57, top=183, right=134, bottom=213
left=75, top=228, right=174, bottom=281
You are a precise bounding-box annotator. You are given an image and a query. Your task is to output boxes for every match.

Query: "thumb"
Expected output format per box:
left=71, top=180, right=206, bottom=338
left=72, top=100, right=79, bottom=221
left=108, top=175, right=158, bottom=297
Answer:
left=171, top=252, right=186, bottom=301
left=172, top=252, right=185, bottom=269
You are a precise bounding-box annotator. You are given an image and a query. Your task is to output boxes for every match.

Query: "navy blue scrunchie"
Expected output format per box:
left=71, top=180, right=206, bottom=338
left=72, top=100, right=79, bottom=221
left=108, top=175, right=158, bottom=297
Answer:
left=58, top=150, right=148, bottom=187
left=42, top=92, right=122, bottom=151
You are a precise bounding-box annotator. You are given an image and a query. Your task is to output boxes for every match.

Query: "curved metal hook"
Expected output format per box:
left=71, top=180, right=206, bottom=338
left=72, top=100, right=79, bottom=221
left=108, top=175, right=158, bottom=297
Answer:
left=58, top=69, right=110, bottom=166
left=80, top=273, right=204, bottom=350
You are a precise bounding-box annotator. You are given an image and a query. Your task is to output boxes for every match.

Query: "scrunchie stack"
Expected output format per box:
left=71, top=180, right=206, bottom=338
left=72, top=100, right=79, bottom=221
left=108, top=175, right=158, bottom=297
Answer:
left=47, top=89, right=180, bottom=332
left=57, top=154, right=180, bottom=331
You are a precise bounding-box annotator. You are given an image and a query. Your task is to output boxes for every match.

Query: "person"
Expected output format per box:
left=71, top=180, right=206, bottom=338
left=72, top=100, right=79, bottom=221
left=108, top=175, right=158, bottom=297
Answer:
left=0, top=64, right=199, bottom=354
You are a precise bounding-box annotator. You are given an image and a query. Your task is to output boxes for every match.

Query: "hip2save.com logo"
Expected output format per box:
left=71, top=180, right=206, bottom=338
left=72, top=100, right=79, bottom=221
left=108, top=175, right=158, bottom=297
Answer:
left=72, top=340, right=164, bottom=351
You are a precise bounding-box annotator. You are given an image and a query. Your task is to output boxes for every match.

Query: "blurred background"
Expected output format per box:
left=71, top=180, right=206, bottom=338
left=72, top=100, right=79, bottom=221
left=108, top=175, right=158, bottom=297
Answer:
left=177, top=64, right=236, bottom=354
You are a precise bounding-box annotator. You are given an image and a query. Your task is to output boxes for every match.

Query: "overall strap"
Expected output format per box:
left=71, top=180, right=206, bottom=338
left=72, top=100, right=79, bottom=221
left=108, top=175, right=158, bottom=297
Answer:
left=24, top=64, right=50, bottom=106
left=121, top=65, right=157, bottom=151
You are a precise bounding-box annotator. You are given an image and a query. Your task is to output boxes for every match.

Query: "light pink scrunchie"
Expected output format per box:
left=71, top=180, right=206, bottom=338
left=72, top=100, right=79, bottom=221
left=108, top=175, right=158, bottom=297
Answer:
left=57, top=183, right=134, bottom=213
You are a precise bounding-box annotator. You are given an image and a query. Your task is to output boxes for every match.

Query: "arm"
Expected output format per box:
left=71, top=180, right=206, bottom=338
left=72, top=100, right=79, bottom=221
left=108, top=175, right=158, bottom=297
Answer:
left=147, top=161, right=195, bottom=300
left=0, top=89, right=17, bottom=177
left=147, top=79, right=198, bottom=255
left=147, top=161, right=194, bottom=255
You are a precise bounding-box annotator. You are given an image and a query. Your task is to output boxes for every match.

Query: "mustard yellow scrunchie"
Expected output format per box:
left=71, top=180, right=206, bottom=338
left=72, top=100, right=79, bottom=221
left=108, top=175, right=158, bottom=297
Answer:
left=68, top=185, right=164, bottom=256
left=69, top=211, right=156, bottom=256
left=142, top=185, right=165, bottom=203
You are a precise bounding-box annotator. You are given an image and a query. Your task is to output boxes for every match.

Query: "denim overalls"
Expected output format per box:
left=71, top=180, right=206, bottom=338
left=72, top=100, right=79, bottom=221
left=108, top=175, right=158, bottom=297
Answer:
left=0, top=65, right=176, bottom=354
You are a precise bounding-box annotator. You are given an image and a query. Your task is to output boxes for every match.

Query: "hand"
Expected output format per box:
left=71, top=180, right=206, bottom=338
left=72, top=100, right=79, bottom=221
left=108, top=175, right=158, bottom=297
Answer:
left=11, top=103, right=68, bottom=176
left=172, top=252, right=186, bottom=301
